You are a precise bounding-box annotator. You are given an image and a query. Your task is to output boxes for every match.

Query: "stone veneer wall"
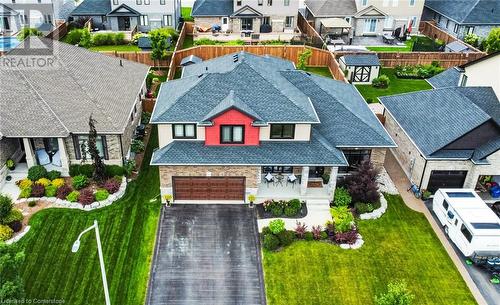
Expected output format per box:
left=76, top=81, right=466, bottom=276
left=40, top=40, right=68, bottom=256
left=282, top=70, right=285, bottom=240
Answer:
left=0, top=138, right=20, bottom=166
left=370, top=148, right=387, bottom=170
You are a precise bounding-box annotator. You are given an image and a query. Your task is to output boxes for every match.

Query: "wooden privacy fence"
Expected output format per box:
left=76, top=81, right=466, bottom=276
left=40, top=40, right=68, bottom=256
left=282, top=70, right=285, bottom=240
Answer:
left=100, top=51, right=170, bottom=67
left=168, top=45, right=347, bottom=82
left=297, top=12, right=325, bottom=47
left=45, top=21, right=68, bottom=40
left=419, top=21, right=483, bottom=53
left=142, top=98, right=156, bottom=113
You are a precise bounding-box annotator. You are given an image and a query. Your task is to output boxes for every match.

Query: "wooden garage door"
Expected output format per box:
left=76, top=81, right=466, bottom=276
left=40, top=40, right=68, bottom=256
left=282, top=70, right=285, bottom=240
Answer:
left=173, top=177, right=245, bottom=201
left=427, top=170, right=468, bottom=193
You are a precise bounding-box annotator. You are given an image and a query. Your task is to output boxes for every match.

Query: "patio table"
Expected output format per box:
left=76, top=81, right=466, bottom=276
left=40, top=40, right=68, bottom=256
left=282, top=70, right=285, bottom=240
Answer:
left=382, top=34, right=396, bottom=44
left=274, top=174, right=284, bottom=186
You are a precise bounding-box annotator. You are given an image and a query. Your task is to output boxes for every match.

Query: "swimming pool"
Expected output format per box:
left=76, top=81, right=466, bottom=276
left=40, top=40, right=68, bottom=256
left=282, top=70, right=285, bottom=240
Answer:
left=0, top=36, right=20, bottom=52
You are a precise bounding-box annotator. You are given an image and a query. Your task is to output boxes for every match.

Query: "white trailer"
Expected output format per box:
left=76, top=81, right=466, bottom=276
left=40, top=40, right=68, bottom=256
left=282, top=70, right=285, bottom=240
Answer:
left=432, top=189, right=500, bottom=257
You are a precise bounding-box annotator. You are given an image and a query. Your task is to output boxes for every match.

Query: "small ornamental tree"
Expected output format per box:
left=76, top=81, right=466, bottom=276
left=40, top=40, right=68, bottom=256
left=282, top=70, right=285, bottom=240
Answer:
left=483, top=27, right=500, bottom=53
left=88, top=116, right=106, bottom=182
left=150, top=28, right=178, bottom=61
left=375, top=280, right=414, bottom=305
left=345, top=160, right=380, bottom=204
left=297, top=48, right=312, bottom=70
left=0, top=243, right=25, bottom=300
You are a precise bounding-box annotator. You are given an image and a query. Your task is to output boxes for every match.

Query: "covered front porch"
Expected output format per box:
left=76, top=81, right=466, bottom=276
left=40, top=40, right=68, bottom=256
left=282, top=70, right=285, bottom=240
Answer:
left=255, top=166, right=337, bottom=201
left=21, top=137, right=70, bottom=175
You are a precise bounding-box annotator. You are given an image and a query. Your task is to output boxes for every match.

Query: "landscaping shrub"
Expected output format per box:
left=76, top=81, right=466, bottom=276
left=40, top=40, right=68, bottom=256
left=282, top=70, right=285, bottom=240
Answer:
left=320, top=231, right=328, bottom=240
left=482, top=27, right=500, bottom=53
left=333, top=187, right=352, bottom=207
left=269, top=219, right=285, bottom=234
left=27, top=165, right=47, bottom=181
left=44, top=185, right=58, bottom=197
left=261, top=226, right=272, bottom=235
left=262, top=233, right=280, bottom=251
left=92, top=32, right=126, bottom=46
left=102, top=178, right=120, bottom=194
left=95, top=189, right=109, bottom=201
left=17, top=178, right=32, bottom=190
left=330, top=206, right=354, bottom=233
left=66, top=191, right=80, bottom=202
left=69, top=164, right=80, bottom=177
left=131, top=139, right=146, bottom=153
left=334, top=228, right=358, bottom=244
left=355, top=202, right=375, bottom=214
left=193, top=38, right=245, bottom=46
left=8, top=220, right=22, bottom=233
left=285, top=199, right=301, bottom=216
left=2, top=209, right=22, bottom=225
left=51, top=178, right=65, bottom=188
left=78, top=189, right=95, bottom=205
left=0, top=224, right=13, bottom=241
left=464, top=33, right=480, bottom=47
left=72, top=175, right=88, bottom=190
left=36, top=178, right=51, bottom=187
left=69, top=164, right=94, bottom=178
left=30, top=184, right=45, bottom=197
left=56, top=185, right=72, bottom=200
left=123, top=160, right=136, bottom=177
left=141, top=111, right=151, bottom=124
left=311, top=225, right=323, bottom=240
left=375, top=280, right=414, bottom=305
left=19, top=187, right=31, bottom=199
left=0, top=194, right=13, bottom=221
left=270, top=203, right=284, bottom=217
left=395, top=63, right=444, bottom=79
left=28, top=201, right=37, bottom=207
left=304, top=232, right=314, bottom=241
left=294, top=221, right=307, bottom=239
left=372, top=75, right=390, bottom=88
left=46, top=170, right=61, bottom=180
left=344, top=160, right=380, bottom=204
left=276, top=230, right=295, bottom=247
left=105, top=165, right=125, bottom=178
left=65, top=28, right=91, bottom=47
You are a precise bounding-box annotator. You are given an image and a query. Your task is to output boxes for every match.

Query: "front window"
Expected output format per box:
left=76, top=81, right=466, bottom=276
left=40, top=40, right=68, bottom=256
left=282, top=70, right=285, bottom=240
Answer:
left=144, top=0, right=150, bottom=4
left=113, top=0, right=118, bottom=4
left=136, top=0, right=142, bottom=4
left=241, top=18, right=253, bottom=31
left=262, top=166, right=293, bottom=174
left=465, top=26, right=474, bottom=34
left=362, top=0, right=368, bottom=6
left=384, top=16, right=394, bottom=29
left=267, top=0, right=272, bottom=6
left=258, top=0, right=263, bottom=5
left=339, top=149, right=371, bottom=173
left=237, top=0, right=242, bottom=5
left=285, top=16, right=294, bottom=28
left=75, top=135, right=107, bottom=160
left=284, top=0, right=290, bottom=6
left=160, top=0, right=165, bottom=4
left=221, top=125, right=244, bottom=144
left=262, top=17, right=270, bottom=25
left=364, top=19, right=377, bottom=33
left=173, top=124, right=196, bottom=139
left=409, top=0, right=415, bottom=6
left=454, top=24, right=459, bottom=33
left=270, top=124, right=295, bottom=139
left=460, top=224, right=473, bottom=243
left=164, top=15, right=172, bottom=26
left=141, top=15, right=149, bottom=26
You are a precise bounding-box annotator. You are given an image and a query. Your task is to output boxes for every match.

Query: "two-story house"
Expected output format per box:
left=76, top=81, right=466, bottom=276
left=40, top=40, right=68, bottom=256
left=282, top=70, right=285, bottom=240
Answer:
left=0, top=3, right=21, bottom=35
left=150, top=52, right=395, bottom=203
left=304, top=0, right=425, bottom=41
left=191, top=0, right=300, bottom=41
left=70, top=0, right=180, bottom=32
left=422, top=0, right=500, bottom=40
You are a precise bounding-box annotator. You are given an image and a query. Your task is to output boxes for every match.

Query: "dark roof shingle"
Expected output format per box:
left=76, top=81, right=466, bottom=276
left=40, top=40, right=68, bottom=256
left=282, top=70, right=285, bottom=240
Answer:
left=425, top=0, right=500, bottom=24
left=192, top=0, right=234, bottom=16
left=427, top=67, right=462, bottom=88
left=70, top=0, right=111, bottom=16
left=341, top=54, right=381, bottom=66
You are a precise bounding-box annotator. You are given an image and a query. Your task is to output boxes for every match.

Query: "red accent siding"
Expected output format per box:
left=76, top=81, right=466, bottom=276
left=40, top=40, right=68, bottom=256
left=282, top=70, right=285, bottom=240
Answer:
left=205, top=109, right=260, bottom=146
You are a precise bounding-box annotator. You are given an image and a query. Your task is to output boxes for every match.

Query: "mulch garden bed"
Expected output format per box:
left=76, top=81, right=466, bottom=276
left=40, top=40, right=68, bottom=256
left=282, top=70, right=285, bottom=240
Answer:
left=256, top=201, right=308, bottom=219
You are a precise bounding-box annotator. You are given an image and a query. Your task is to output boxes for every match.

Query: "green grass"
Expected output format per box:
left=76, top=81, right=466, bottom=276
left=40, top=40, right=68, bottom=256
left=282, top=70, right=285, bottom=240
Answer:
left=181, top=7, right=194, bottom=21
left=19, top=127, right=162, bottom=305
left=366, top=36, right=440, bottom=52
left=355, top=68, right=432, bottom=103
left=366, top=39, right=413, bottom=52
left=89, top=44, right=141, bottom=52
left=303, top=66, right=332, bottom=78
left=263, top=194, right=476, bottom=305
left=182, top=35, right=194, bottom=49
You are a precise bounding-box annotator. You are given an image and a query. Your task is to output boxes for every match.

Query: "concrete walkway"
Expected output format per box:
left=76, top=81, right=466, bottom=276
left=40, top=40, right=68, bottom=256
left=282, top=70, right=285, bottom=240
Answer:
left=384, top=151, right=488, bottom=305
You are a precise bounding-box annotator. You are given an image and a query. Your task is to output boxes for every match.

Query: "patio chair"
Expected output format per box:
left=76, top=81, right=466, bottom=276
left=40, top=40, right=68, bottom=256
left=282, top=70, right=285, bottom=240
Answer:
left=286, top=174, right=297, bottom=188
left=35, top=149, right=50, bottom=165
left=264, top=172, right=274, bottom=187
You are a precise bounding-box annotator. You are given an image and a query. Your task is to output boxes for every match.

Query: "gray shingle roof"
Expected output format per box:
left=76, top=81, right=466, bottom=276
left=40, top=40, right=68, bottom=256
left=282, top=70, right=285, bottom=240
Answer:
left=180, top=55, right=202, bottom=66
left=192, top=0, right=233, bottom=16
left=472, top=137, right=500, bottom=162
left=106, top=4, right=141, bottom=16
left=446, top=41, right=470, bottom=52
left=379, top=87, right=500, bottom=158
left=0, top=37, right=149, bottom=138
left=153, top=52, right=319, bottom=124
left=305, top=0, right=357, bottom=17
left=70, top=0, right=111, bottom=16
left=425, top=0, right=500, bottom=24
left=202, top=90, right=263, bottom=122
left=151, top=130, right=348, bottom=166
left=427, top=67, right=462, bottom=88
left=341, top=54, right=380, bottom=66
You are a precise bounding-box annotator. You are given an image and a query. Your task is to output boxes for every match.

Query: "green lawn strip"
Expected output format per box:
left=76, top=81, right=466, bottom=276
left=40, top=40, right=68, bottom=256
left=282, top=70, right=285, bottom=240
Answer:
left=263, top=194, right=476, bottom=305
left=366, top=46, right=412, bottom=52
left=303, top=66, right=333, bottom=78
left=181, top=7, right=194, bottom=21
left=89, top=45, right=141, bottom=52
left=182, top=35, right=194, bottom=49
left=19, top=127, right=161, bottom=305
left=355, top=68, right=432, bottom=103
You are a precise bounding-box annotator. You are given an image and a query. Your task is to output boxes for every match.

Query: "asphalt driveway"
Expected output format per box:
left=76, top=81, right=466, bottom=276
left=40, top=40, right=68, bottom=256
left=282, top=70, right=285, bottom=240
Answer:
left=147, top=204, right=266, bottom=305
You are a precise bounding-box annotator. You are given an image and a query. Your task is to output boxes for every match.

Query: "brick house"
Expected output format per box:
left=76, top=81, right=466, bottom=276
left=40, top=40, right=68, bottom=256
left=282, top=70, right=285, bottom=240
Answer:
left=0, top=37, right=149, bottom=185
left=379, top=53, right=500, bottom=199
left=150, top=52, right=395, bottom=203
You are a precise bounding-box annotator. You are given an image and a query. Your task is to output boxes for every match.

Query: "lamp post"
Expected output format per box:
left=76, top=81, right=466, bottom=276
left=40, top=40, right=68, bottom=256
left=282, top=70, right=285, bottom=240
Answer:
left=72, top=220, right=111, bottom=305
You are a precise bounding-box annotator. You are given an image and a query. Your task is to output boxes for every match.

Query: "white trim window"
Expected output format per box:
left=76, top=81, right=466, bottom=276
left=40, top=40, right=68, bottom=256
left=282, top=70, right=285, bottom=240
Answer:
left=362, top=0, right=368, bottom=6
left=364, top=18, right=376, bottom=33
left=453, top=23, right=459, bottom=33
left=465, top=26, right=474, bottom=34
left=384, top=16, right=394, bottom=29
left=144, top=0, right=150, bottom=4
left=160, top=0, right=165, bottom=4
left=285, top=16, right=294, bottom=28
left=409, top=0, right=415, bottom=6
left=392, top=0, right=399, bottom=7
left=284, top=0, right=290, bottom=6
left=136, top=0, right=142, bottom=4
left=382, top=0, right=389, bottom=6
left=113, top=0, right=118, bottom=5
left=140, top=15, right=149, bottom=26
left=163, top=15, right=172, bottom=26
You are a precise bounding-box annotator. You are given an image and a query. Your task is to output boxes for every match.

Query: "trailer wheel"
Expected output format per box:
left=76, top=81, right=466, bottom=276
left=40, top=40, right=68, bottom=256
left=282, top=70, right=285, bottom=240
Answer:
left=444, top=225, right=449, bottom=234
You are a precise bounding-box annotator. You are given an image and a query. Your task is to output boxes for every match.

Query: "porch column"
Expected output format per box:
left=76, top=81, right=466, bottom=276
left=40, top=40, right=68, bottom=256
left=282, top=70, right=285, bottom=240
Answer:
left=57, top=138, right=70, bottom=172
left=300, top=166, right=309, bottom=196
left=22, top=138, right=36, bottom=168
left=327, top=167, right=339, bottom=198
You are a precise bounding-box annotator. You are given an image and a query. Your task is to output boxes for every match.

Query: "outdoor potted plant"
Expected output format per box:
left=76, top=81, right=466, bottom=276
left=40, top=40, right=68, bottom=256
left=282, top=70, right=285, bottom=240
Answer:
left=5, top=159, right=15, bottom=170
left=248, top=194, right=256, bottom=208
left=163, top=194, right=173, bottom=206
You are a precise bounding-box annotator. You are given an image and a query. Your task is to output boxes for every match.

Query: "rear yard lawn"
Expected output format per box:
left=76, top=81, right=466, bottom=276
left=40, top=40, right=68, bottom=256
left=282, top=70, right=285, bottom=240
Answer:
left=89, top=44, right=141, bottom=52
left=18, top=128, right=162, bottom=305
left=355, top=68, right=432, bottom=103
left=263, top=194, right=476, bottom=305
left=303, top=66, right=332, bottom=78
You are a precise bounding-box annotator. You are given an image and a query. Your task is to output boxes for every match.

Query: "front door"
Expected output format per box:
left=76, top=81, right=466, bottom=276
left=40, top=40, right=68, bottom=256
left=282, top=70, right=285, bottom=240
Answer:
left=118, top=17, right=131, bottom=31
left=353, top=66, right=371, bottom=82
left=241, top=18, right=253, bottom=31
left=221, top=17, right=229, bottom=31
left=309, top=167, right=325, bottom=178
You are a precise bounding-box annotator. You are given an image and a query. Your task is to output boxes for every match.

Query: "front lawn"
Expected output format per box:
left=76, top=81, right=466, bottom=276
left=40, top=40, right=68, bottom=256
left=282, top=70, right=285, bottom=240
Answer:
left=19, top=128, right=161, bottom=305
left=303, top=66, right=332, bottom=78
left=355, top=68, right=432, bottom=103
left=89, top=44, right=141, bottom=52
left=263, top=194, right=476, bottom=305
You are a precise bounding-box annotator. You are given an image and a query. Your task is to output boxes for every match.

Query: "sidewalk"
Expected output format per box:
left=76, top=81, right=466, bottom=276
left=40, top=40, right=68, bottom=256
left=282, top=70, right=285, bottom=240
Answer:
left=384, top=151, right=488, bottom=305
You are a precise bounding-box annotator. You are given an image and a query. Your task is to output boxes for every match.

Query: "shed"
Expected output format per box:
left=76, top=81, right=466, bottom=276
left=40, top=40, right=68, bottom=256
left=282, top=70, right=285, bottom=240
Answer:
left=445, top=41, right=470, bottom=53
left=339, top=54, right=381, bottom=84
left=180, top=55, right=203, bottom=67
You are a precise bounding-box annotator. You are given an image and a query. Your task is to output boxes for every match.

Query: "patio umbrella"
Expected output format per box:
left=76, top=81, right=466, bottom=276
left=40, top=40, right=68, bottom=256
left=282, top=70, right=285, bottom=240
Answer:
left=408, top=19, right=413, bottom=34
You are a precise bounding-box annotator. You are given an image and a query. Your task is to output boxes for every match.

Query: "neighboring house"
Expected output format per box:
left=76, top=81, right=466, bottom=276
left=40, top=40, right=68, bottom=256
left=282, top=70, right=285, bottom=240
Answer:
left=0, top=3, right=21, bottom=35
left=70, top=0, right=180, bottom=32
left=0, top=37, right=149, bottom=182
left=191, top=0, right=300, bottom=41
left=304, top=0, right=425, bottom=39
left=422, top=0, right=500, bottom=40
left=339, top=54, right=381, bottom=84
left=150, top=52, right=395, bottom=202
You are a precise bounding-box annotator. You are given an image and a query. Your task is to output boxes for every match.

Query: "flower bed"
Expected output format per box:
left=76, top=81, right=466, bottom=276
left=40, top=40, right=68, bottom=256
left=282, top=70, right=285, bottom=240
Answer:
left=256, top=199, right=307, bottom=219
left=394, top=63, right=444, bottom=79
left=358, top=193, right=388, bottom=220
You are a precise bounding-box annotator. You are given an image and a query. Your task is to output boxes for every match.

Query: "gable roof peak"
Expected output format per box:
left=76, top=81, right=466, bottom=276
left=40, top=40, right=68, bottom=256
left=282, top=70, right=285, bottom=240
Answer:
left=201, top=89, right=263, bottom=123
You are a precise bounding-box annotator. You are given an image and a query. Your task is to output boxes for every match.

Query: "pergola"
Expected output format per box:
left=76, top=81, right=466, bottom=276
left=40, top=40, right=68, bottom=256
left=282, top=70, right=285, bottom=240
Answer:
left=319, top=18, right=351, bottom=38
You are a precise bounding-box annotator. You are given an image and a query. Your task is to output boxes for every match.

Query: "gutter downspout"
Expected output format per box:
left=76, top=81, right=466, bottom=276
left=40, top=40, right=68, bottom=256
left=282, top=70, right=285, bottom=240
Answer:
left=119, top=135, right=125, bottom=166
left=418, top=157, right=428, bottom=190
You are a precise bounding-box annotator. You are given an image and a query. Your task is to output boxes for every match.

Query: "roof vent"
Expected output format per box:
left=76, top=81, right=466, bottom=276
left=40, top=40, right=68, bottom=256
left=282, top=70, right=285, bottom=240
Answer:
left=119, top=59, right=123, bottom=67
left=205, top=66, right=208, bottom=71
left=233, top=54, right=239, bottom=63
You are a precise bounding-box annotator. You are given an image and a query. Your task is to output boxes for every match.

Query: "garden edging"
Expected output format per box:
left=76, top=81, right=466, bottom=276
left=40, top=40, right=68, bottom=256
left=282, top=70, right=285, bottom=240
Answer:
left=5, top=226, right=31, bottom=245
left=14, top=177, right=127, bottom=211
left=339, top=233, right=364, bottom=250
left=359, top=193, right=387, bottom=220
